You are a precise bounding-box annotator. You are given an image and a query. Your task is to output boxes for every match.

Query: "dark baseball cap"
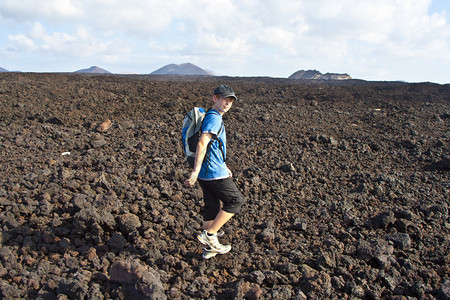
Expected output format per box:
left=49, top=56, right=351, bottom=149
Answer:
left=213, top=84, right=237, bottom=101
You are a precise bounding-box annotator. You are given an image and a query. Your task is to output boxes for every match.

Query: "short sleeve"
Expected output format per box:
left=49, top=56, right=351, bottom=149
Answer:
left=201, top=111, right=222, bottom=135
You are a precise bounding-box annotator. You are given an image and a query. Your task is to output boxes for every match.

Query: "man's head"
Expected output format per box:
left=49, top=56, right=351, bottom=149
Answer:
left=213, top=85, right=237, bottom=102
left=212, top=84, right=236, bottom=115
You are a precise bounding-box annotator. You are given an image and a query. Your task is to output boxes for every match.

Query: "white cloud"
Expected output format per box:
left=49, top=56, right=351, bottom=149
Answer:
left=29, top=23, right=47, bottom=39
left=0, top=0, right=82, bottom=22
left=6, top=23, right=131, bottom=60
left=195, top=33, right=251, bottom=57
left=41, top=26, right=101, bottom=56
left=259, top=27, right=298, bottom=55
left=149, top=41, right=187, bottom=52
left=0, top=0, right=449, bottom=81
left=359, top=32, right=389, bottom=44
left=8, top=34, right=36, bottom=51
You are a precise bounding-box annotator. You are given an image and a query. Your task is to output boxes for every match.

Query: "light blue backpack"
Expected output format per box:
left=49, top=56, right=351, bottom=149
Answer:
left=182, top=107, right=224, bottom=168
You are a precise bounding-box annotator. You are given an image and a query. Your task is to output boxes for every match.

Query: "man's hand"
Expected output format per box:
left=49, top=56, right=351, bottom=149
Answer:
left=227, top=167, right=233, bottom=178
left=184, top=133, right=212, bottom=187
left=184, top=171, right=199, bottom=187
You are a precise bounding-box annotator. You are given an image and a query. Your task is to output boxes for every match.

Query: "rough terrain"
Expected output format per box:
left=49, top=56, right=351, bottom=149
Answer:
left=0, top=73, right=449, bottom=299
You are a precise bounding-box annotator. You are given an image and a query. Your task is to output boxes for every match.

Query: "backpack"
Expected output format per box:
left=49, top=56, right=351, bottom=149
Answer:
left=182, top=107, right=225, bottom=168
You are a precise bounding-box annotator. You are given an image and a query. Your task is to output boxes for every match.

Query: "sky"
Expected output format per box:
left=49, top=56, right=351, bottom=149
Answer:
left=0, top=0, right=449, bottom=83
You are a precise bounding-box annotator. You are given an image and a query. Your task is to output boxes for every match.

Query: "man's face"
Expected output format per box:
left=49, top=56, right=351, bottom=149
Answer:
left=213, top=95, right=234, bottom=114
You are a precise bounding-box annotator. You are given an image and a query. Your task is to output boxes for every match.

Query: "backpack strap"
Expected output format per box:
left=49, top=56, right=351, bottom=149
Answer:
left=207, top=122, right=225, bottom=161
left=215, top=122, right=226, bottom=162
left=203, top=111, right=226, bottom=173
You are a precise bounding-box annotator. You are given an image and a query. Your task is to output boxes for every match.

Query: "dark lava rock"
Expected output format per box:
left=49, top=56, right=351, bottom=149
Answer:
left=109, top=258, right=166, bottom=299
left=0, top=73, right=448, bottom=299
left=438, top=279, right=450, bottom=300
left=107, top=233, right=127, bottom=250
left=117, top=213, right=141, bottom=234
left=387, top=233, right=412, bottom=250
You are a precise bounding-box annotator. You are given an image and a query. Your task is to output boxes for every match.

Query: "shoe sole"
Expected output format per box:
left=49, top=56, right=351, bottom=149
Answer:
left=197, top=235, right=231, bottom=254
left=202, top=246, right=231, bottom=259
left=202, top=248, right=218, bottom=259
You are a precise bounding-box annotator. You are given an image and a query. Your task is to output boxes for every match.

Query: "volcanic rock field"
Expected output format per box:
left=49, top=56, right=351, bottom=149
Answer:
left=0, top=73, right=449, bottom=299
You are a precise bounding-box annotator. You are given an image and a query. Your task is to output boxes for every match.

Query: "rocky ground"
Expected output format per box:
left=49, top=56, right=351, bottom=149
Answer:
left=0, top=72, right=449, bottom=299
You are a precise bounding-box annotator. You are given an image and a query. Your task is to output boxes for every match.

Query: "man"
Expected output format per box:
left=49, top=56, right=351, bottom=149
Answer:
left=184, top=84, right=244, bottom=254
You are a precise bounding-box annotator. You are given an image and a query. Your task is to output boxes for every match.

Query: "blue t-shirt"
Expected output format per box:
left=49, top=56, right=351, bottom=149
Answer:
left=198, top=109, right=228, bottom=180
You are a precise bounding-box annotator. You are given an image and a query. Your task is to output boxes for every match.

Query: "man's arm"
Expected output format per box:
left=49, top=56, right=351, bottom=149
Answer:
left=184, top=132, right=213, bottom=187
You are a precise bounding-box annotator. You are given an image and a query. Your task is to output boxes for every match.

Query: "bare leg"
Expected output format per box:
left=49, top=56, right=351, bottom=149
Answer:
left=205, top=210, right=234, bottom=234
left=203, top=220, right=213, bottom=231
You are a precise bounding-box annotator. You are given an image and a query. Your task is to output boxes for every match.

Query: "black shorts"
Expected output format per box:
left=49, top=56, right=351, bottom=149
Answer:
left=198, top=177, right=244, bottom=221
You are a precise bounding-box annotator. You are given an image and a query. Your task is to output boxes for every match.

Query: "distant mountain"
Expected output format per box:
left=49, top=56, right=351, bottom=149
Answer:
left=151, top=63, right=215, bottom=76
left=0, top=67, right=9, bottom=72
left=75, top=66, right=111, bottom=74
left=289, top=69, right=351, bottom=80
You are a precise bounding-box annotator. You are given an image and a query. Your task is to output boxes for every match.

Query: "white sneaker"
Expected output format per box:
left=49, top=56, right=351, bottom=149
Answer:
left=197, top=230, right=231, bottom=254
left=202, top=248, right=218, bottom=259
left=202, top=246, right=231, bottom=259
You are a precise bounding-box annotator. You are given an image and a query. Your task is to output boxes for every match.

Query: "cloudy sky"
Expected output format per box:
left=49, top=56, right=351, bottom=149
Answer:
left=0, top=0, right=449, bottom=83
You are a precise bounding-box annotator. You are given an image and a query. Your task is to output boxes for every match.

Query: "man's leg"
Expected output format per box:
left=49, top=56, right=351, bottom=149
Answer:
left=203, top=220, right=213, bottom=231
left=199, top=180, right=221, bottom=231
left=204, top=177, right=243, bottom=233
left=205, top=210, right=234, bottom=233
left=198, top=178, right=243, bottom=251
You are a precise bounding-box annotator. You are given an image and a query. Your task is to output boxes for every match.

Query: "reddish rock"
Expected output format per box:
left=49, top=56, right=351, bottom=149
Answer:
left=96, top=119, right=112, bottom=132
